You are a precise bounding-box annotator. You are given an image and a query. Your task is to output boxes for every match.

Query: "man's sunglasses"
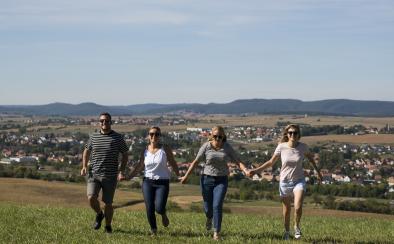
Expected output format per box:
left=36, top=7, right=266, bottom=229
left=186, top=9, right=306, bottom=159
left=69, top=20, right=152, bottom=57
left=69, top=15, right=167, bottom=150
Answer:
left=99, top=119, right=111, bottom=124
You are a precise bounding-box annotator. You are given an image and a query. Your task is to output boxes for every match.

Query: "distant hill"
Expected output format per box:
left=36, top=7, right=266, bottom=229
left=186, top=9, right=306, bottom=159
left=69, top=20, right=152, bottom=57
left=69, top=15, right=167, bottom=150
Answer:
left=1, top=99, right=394, bottom=116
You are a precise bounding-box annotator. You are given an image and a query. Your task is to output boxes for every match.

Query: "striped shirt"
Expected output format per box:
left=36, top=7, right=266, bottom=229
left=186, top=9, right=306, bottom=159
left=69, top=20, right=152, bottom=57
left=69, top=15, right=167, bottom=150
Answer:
left=85, top=130, right=128, bottom=178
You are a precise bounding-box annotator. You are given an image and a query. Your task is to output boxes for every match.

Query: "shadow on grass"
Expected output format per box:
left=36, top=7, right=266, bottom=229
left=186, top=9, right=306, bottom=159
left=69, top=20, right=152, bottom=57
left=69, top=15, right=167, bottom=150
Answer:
left=228, top=231, right=283, bottom=241
left=110, top=229, right=390, bottom=243
left=306, top=237, right=391, bottom=244
left=116, top=229, right=285, bottom=241
left=113, top=228, right=148, bottom=235
left=113, top=200, right=145, bottom=209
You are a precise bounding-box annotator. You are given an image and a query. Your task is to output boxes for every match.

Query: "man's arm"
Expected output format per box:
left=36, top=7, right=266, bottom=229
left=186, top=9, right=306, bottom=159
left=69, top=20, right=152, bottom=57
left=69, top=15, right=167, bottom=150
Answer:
left=118, top=152, right=129, bottom=180
left=81, top=148, right=91, bottom=176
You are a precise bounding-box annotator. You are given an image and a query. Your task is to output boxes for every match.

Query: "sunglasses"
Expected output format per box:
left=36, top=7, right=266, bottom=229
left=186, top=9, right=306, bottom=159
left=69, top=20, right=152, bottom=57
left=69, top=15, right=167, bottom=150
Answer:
left=99, top=119, right=111, bottom=124
left=287, top=131, right=298, bottom=136
left=213, top=135, right=223, bottom=140
left=149, top=132, right=161, bottom=137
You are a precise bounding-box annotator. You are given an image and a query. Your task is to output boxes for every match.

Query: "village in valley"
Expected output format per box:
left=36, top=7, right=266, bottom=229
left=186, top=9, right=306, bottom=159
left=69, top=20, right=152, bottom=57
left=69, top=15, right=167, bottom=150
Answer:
left=1, top=114, right=394, bottom=195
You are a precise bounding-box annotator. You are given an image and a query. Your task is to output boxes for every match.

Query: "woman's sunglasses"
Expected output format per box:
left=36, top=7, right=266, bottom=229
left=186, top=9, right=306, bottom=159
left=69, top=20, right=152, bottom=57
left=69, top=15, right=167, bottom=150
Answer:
left=149, top=132, right=161, bottom=137
left=287, top=131, right=298, bottom=136
left=213, top=135, right=223, bottom=140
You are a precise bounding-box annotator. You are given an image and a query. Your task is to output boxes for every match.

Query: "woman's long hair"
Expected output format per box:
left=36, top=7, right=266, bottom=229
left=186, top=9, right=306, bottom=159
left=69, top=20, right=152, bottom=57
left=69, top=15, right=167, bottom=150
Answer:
left=280, top=124, right=301, bottom=143
left=208, top=126, right=227, bottom=142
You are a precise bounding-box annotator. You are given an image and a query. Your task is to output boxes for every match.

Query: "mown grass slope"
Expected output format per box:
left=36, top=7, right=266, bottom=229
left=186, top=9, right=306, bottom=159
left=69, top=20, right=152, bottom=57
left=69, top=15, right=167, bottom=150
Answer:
left=1, top=203, right=393, bottom=244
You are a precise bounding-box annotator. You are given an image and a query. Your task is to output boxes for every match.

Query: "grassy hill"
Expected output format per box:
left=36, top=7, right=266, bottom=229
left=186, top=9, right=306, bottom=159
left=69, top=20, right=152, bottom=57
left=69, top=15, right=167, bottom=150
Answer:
left=1, top=203, right=393, bottom=243
left=1, top=178, right=394, bottom=243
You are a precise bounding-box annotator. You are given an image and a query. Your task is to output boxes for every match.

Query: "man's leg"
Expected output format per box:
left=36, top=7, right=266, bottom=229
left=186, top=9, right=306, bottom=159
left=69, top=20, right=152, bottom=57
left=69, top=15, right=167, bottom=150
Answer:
left=88, top=195, right=101, bottom=213
left=102, top=177, right=117, bottom=232
left=87, top=178, right=104, bottom=230
left=104, top=204, right=113, bottom=226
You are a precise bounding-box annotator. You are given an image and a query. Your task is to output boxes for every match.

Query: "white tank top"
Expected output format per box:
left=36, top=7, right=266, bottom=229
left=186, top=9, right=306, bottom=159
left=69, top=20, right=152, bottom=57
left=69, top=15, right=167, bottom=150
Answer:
left=144, top=148, right=170, bottom=179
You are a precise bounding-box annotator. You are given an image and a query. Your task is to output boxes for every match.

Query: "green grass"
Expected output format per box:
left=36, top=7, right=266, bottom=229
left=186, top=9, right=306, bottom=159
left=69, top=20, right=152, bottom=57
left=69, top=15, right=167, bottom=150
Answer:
left=0, top=203, right=393, bottom=243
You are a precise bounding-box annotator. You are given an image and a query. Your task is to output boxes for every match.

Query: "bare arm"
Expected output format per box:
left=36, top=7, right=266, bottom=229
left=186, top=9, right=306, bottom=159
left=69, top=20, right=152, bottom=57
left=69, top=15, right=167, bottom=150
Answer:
left=118, top=152, right=129, bottom=180
left=119, top=152, right=129, bottom=172
left=305, top=152, right=322, bottom=182
left=128, top=150, right=145, bottom=179
left=180, top=158, right=199, bottom=184
left=164, top=146, right=180, bottom=176
left=80, top=148, right=91, bottom=176
left=250, top=154, right=280, bottom=175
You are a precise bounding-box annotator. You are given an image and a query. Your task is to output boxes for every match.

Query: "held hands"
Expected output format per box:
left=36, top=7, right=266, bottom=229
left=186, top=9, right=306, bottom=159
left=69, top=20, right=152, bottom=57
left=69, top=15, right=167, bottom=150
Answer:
left=317, top=173, right=323, bottom=184
left=179, top=176, right=188, bottom=184
left=118, top=171, right=126, bottom=181
left=243, top=168, right=255, bottom=178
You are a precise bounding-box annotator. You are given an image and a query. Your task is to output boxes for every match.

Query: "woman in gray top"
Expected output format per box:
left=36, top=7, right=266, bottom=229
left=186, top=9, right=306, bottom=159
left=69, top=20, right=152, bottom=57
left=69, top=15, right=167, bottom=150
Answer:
left=180, top=126, right=249, bottom=240
left=249, top=124, right=322, bottom=240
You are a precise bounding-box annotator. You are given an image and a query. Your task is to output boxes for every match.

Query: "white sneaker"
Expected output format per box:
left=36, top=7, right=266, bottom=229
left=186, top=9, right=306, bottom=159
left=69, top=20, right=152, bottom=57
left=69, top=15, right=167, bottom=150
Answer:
left=213, top=232, right=221, bottom=241
left=294, top=226, right=302, bottom=239
left=283, top=231, right=290, bottom=240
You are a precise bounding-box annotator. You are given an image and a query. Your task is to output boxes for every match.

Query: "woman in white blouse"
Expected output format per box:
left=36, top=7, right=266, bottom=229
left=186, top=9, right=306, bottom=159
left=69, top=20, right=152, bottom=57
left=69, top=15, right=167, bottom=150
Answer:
left=129, top=126, right=179, bottom=235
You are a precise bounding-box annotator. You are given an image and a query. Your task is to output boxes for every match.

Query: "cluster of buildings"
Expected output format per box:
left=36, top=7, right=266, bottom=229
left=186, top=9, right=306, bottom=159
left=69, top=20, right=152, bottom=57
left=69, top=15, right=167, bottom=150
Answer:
left=1, top=122, right=393, bottom=189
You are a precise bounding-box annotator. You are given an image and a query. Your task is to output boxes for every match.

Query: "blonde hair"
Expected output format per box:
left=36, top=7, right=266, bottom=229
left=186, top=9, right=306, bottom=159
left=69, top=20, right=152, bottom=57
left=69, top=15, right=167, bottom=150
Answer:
left=208, top=126, right=227, bottom=142
left=280, top=124, right=301, bottom=143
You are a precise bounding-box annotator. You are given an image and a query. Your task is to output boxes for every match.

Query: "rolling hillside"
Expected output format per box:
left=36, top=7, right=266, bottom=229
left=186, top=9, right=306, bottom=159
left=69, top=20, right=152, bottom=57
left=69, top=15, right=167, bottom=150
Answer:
left=1, top=99, right=394, bottom=116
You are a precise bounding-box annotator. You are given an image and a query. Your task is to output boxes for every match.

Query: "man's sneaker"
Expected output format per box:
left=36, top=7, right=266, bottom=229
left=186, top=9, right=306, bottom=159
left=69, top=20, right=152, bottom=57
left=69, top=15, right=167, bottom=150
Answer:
left=162, top=214, right=169, bottom=227
left=206, top=218, right=213, bottom=231
left=294, top=226, right=302, bottom=239
left=283, top=231, right=290, bottom=240
left=93, top=211, right=104, bottom=230
left=104, top=225, right=112, bottom=233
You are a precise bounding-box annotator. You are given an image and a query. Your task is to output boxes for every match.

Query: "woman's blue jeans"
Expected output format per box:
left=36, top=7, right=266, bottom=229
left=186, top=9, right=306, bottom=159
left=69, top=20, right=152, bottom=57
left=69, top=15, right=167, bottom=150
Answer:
left=142, top=178, right=169, bottom=231
left=200, top=175, right=228, bottom=232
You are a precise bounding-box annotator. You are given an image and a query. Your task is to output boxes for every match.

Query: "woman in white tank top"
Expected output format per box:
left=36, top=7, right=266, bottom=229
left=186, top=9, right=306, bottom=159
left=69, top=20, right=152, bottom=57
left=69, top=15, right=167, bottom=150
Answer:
left=129, top=126, right=179, bottom=235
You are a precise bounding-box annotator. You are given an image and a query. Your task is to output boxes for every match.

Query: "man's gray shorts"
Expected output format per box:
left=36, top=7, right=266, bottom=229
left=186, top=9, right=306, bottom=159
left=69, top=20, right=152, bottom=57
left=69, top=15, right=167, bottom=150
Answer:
left=87, top=176, right=117, bottom=204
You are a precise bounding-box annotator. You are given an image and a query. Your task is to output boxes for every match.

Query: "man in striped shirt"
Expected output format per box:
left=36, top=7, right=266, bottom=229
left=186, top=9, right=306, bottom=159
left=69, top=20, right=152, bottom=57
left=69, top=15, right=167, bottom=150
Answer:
left=80, top=112, right=128, bottom=233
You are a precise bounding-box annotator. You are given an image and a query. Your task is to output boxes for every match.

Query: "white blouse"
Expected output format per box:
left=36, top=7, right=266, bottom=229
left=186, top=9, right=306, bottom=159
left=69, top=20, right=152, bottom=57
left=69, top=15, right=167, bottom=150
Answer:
left=144, top=148, right=170, bottom=179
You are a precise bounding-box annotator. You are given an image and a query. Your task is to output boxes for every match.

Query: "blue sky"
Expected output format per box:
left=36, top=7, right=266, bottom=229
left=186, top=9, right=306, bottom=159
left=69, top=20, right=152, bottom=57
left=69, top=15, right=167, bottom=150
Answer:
left=1, top=0, right=394, bottom=105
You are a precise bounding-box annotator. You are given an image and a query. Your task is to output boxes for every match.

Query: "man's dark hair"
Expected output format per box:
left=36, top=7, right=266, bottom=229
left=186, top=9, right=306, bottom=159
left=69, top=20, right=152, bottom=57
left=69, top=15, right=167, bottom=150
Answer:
left=99, top=112, right=112, bottom=121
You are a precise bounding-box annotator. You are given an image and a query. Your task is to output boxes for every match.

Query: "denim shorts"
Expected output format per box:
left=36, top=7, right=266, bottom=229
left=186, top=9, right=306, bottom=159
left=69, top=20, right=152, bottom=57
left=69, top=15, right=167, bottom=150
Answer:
left=279, top=179, right=306, bottom=198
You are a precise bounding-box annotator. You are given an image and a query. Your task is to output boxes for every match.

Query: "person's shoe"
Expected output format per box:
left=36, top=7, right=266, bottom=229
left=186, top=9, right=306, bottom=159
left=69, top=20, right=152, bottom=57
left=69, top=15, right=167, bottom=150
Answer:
left=283, top=231, right=290, bottom=240
left=294, top=226, right=302, bottom=239
left=162, top=214, right=169, bottom=227
left=104, top=225, right=112, bottom=233
left=205, top=218, right=212, bottom=231
left=93, top=211, right=104, bottom=230
left=213, top=231, right=221, bottom=241
left=150, top=229, right=157, bottom=237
